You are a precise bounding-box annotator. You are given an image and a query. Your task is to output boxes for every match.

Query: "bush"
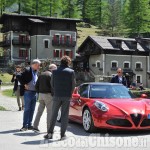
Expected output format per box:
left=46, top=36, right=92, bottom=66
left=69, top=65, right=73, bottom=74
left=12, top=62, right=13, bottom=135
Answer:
left=130, top=89, right=150, bottom=98
left=0, top=106, right=6, bottom=111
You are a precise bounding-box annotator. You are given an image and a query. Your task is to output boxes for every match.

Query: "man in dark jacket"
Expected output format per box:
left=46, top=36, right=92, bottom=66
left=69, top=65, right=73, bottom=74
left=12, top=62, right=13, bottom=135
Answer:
left=44, top=56, right=76, bottom=140
left=33, top=64, right=57, bottom=132
left=111, top=68, right=127, bottom=86
left=17, top=59, right=41, bottom=131
left=11, top=65, right=24, bottom=111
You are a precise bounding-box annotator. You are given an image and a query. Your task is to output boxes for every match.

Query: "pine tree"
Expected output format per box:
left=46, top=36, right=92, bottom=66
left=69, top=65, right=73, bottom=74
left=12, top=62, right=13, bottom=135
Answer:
left=124, top=0, right=150, bottom=35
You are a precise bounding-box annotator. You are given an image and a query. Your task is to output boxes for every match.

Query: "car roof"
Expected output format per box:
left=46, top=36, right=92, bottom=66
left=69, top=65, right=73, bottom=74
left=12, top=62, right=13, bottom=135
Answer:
left=80, top=82, right=122, bottom=86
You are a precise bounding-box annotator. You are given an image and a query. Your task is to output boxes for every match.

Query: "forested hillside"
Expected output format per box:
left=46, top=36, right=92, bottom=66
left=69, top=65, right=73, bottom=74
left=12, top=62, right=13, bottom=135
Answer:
left=1, top=0, right=150, bottom=37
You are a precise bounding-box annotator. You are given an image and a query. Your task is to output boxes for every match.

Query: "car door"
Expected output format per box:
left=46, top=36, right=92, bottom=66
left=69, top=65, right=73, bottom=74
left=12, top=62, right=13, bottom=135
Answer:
left=69, top=84, right=89, bottom=122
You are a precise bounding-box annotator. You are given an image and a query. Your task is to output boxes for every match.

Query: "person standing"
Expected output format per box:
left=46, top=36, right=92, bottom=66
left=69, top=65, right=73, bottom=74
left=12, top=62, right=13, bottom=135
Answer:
left=44, top=56, right=76, bottom=140
left=17, top=59, right=41, bottom=131
left=33, top=64, right=57, bottom=132
left=11, top=65, right=24, bottom=111
left=0, top=78, right=2, bottom=90
left=111, top=68, right=127, bottom=86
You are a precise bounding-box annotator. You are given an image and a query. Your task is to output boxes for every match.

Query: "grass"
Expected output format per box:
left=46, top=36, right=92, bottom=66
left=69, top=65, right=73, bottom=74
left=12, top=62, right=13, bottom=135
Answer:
left=2, top=89, right=15, bottom=98
left=0, top=73, right=12, bottom=83
left=0, top=106, right=7, bottom=111
left=77, top=26, right=101, bottom=47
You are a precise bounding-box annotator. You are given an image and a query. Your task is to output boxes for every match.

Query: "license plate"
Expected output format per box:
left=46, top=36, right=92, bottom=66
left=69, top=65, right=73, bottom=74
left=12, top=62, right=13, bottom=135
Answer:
left=148, top=114, right=150, bottom=119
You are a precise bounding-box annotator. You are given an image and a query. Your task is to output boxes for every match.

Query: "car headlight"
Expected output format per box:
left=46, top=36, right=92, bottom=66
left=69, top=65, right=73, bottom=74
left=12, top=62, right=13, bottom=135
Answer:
left=94, top=101, right=109, bottom=112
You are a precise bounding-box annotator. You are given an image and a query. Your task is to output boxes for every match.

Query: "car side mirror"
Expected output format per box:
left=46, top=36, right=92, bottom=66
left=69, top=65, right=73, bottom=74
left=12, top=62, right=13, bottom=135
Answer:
left=141, top=94, right=148, bottom=98
left=72, top=94, right=80, bottom=100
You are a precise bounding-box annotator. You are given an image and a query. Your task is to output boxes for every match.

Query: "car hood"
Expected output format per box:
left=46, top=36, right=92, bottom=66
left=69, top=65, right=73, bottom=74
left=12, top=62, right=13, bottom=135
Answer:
left=96, top=98, right=150, bottom=115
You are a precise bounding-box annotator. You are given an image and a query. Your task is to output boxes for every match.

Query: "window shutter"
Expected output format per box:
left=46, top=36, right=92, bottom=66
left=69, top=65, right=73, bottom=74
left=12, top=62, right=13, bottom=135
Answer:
left=53, top=50, right=56, bottom=57
left=53, top=35, right=56, bottom=42
left=60, top=35, right=62, bottom=44
left=64, top=35, right=66, bottom=44
left=64, top=49, right=66, bottom=56
left=60, top=50, right=62, bottom=58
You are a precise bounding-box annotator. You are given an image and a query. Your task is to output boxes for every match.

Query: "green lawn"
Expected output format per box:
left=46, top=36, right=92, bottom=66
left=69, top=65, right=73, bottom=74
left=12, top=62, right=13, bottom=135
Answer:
left=0, top=106, right=7, bottom=111
left=2, top=89, right=15, bottom=98
left=77, top=26, right=101, bottom=47
left=0, top=73, right=12, bottom=83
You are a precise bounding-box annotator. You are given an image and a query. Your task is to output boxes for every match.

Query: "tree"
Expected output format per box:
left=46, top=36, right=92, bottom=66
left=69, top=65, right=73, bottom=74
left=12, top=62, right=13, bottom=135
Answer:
left=123, top=0, right=150, bottom=35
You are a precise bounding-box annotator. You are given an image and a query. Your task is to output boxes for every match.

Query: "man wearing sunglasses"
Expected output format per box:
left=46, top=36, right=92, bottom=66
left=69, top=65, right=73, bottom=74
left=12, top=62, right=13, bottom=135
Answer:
left=111, top=68, right=127, bottom=86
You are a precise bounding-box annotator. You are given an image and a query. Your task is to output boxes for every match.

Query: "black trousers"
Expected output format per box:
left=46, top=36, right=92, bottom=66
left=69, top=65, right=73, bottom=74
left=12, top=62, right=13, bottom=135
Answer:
left=48, top=97, right=70, bottom=136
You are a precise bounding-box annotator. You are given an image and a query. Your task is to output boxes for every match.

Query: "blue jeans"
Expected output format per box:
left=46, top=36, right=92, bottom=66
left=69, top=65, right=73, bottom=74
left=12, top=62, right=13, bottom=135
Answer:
left=23, top=91, right=37, bottom=127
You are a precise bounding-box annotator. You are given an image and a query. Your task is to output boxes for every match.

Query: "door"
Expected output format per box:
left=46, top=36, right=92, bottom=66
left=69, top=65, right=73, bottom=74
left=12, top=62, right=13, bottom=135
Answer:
left=69, top=84, right=89, bottom=122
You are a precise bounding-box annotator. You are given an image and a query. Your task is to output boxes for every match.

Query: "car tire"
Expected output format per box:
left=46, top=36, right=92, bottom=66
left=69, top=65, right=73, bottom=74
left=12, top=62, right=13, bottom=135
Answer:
left=82, top=108, right=96, bottom=133
left=57, top=108, right=61, bottom=122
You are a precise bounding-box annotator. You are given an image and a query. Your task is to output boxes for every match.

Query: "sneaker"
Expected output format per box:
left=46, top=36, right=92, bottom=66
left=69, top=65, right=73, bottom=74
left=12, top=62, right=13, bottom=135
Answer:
left=33, top=128, right=40, bottom=132
left=60, top=134, right=67, bottom=140
left=28, top=126, right=34, bottom=130
left=20, top=127, right=28, bottom=131
left=44, top=133, right=53, bottom=139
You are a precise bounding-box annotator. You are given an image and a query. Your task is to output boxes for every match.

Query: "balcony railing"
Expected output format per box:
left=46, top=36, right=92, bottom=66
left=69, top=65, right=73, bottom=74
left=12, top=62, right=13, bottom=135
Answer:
left=0, top=40, right=11, bottom=47
left=12, top=39, right=31, bottom=45
left=135, top=68, right=143, bottom=71
left=52, top=40, right=76, bottom=47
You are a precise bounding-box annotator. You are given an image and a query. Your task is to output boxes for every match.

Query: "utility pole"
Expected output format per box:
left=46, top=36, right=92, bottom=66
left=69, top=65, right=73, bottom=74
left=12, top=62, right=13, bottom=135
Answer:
left=36, top=0, right=38, bottom=15
left=50, top=1, right=52, bottom=17
left=18, top=0, right=21, bottom=14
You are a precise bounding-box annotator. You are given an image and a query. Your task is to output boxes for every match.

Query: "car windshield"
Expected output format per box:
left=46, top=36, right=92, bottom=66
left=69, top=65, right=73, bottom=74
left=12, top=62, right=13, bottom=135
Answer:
left=89, top=84, right=136, bottom=99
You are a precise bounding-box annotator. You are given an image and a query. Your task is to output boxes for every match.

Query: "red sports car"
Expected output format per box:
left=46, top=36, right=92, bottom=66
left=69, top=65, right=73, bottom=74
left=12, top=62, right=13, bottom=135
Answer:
left=57, top=83, right=150, bottom=132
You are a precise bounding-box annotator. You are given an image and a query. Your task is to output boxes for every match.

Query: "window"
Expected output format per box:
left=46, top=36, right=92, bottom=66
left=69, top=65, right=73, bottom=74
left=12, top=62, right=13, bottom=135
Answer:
left=53, top=34, right=60, bottom=44
left=96, top=61, right=101, bottom=68
left=44, top=39, right=49, bottom=48
left=53, top=49, right=62, bottom=58
left=131, top=41, right=137, bottom=49
left=19, top=49, right=28, bottom=58
left=135, top=62, right=142, bottom=69
left=79, top=84, right=89, bottom=98
left=65, top=34, right=72, bottom=45
left=136, top=75, right=142, bottom=83
left=64, top=49, right=72, bottom=58
left=111, top=61, right=118, bottom=68
left=123, top=61, right=130, bottom=69
left=116, top=40, right=122, bottom=48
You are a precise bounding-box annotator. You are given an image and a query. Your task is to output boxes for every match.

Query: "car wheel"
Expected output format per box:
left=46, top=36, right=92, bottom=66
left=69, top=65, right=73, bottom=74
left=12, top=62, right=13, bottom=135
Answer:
left=82, top=108, right=96, bottom=132
left=57, top=108, right=61, bottom=122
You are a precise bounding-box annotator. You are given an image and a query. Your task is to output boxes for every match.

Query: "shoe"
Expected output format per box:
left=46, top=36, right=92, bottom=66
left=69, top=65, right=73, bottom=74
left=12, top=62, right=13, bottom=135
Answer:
left=60, top=134, right=67, bottom=140
left=18, top=107, right=21, bottom=111
left=20, top=127, right=28, bottom=131
left=28, top=126, right=34, bottom=130
left=44, top=133, right=53, bottom=139
left=33, top=128, right=40, bottom=132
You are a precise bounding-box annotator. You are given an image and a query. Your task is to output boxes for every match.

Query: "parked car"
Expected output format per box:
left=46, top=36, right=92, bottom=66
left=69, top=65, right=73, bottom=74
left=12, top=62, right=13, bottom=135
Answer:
left=57, top=82, right=150, bottom=132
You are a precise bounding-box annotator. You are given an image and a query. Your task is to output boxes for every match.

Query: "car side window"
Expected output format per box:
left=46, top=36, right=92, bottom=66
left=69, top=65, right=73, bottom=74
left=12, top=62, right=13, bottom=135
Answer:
left=78, top=84, right=89, bottom=98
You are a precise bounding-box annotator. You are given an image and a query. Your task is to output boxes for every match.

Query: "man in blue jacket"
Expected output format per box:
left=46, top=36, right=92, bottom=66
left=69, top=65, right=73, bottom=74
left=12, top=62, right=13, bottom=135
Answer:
left=111, top=68, right=127, bottom=86
left=17, top=59, right=41, bottom=131
left=44, top=56, right=76, bottom=140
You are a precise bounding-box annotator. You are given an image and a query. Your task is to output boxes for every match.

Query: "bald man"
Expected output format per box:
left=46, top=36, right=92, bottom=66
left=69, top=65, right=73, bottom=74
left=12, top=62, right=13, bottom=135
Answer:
left=33, top=64, right=57, bottom=132
left=111, top=68, right=127, bottom=86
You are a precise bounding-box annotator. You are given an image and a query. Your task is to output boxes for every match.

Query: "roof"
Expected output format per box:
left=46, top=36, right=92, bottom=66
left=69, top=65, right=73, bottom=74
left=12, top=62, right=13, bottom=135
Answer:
left=78, top=36, right=149, bottom=53
left=0, top=13, right=82, bottom=23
